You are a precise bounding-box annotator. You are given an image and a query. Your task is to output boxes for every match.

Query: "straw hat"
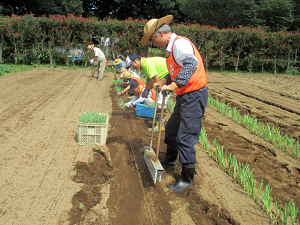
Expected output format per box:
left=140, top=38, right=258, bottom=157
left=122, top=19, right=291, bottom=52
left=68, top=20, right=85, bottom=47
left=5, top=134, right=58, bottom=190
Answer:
left=87, top=44, right=94, bottom=50
left=120, top=70, right=134, bottom=79
left=140, top=15, right=173, bottom=46
left=114, top=58, right=122, bottom=65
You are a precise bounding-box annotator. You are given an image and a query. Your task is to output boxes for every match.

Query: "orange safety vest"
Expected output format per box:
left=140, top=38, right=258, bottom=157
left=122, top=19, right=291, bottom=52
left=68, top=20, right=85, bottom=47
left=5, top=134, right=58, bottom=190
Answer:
left=149, top=89, right=156, bottom=102
left=131, top=77, right=145, bottom=86
left=135, top=86, right=156, bottom=102
left=166, top=36, right=207, bottom=95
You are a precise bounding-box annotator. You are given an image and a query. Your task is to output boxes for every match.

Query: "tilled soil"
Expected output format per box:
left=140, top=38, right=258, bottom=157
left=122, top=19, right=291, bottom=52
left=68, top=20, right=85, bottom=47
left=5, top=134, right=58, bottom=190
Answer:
left=0, top=67, right=299, bottom=224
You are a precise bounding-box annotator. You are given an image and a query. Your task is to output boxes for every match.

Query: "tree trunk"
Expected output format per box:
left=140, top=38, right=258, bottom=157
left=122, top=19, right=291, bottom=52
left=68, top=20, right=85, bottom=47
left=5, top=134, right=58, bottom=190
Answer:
left=0, top=39, right=3, bottom=64
left=205, top=52, right=209, bottom=71
left=235, top=54, right=240, bottom=73
left=274, top=55, right=277, bottom=75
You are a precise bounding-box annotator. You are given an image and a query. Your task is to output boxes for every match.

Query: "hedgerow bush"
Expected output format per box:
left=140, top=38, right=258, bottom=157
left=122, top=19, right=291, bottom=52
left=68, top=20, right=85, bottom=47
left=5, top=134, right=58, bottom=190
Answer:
left=1, top=14, right=300, bottom=74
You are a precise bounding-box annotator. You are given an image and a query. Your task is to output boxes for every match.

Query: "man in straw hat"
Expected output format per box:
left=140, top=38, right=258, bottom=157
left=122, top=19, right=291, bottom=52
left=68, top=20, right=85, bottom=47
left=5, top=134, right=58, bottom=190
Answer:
left=125, top=54, right=170, bottom=133
left=87, top=44, right=106, bottom=81
left=141, top=15, right=208, bottom=193
left=117, top=70, right=145, bottom=96
left=113, top=58, right=127, bottom=73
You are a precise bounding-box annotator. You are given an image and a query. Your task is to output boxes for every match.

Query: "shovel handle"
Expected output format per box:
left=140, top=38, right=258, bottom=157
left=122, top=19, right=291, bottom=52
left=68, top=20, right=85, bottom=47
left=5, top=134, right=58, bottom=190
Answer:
left=149, top=89, right=160, bottom=150
left=155, top=94, right=166, bottom=163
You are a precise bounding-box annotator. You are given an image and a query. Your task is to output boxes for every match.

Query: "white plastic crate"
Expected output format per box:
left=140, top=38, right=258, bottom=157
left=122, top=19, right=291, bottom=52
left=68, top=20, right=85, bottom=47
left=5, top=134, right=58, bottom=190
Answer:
left=77, top=114, right=109, bottom=145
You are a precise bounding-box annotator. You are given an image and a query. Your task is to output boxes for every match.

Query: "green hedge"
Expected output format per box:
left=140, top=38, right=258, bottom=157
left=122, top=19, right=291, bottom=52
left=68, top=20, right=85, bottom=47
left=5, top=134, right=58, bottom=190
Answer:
left=1, top=14, right=300, bottom=74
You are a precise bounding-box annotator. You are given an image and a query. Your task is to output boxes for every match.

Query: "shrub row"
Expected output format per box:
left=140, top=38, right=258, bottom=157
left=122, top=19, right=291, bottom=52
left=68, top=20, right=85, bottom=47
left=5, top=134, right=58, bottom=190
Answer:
left=1, top=14, right=300, bottom=73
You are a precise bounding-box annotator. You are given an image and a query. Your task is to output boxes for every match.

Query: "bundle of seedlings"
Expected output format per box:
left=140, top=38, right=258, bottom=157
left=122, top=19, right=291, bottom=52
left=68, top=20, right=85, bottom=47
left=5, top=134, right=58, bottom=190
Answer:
left=78, top=111, right=107, bottom=123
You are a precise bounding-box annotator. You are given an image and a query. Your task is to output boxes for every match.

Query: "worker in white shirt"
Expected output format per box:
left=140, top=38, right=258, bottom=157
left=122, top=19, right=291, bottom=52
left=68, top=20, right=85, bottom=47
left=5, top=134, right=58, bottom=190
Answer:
left=87, top=44, right=106, bottom=81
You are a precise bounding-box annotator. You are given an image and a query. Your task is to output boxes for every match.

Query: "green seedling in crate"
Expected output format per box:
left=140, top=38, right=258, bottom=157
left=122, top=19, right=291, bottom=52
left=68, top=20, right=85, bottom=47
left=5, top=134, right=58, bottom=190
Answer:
left=78, top=111, right=107, bottom=123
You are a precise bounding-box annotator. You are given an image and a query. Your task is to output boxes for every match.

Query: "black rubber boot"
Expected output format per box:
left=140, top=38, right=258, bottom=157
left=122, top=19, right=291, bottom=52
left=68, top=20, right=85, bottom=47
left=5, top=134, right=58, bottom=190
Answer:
left=160, top=145, right=178, bottom=167
left=167, top=164, right=196, bottom=193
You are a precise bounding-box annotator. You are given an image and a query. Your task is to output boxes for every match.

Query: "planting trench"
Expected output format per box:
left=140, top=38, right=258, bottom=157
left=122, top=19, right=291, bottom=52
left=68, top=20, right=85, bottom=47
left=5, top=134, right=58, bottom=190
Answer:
left=0, top=67, right=298, bottom=224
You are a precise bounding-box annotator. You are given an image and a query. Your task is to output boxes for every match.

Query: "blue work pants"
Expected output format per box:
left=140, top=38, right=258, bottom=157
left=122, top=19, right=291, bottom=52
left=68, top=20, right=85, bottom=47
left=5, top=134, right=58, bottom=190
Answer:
left=164, top=87, right=208, bottom=164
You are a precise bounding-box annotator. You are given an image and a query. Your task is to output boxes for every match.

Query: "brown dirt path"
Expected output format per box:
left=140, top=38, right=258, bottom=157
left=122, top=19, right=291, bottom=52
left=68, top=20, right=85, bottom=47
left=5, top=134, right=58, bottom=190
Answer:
left=1, top=67, right=298, bottom=224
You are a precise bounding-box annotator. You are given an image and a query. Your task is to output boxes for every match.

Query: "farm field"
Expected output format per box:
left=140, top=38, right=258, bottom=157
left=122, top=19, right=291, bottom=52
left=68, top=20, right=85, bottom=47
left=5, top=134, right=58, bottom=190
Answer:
left=0, top=66, right=299, bottom=224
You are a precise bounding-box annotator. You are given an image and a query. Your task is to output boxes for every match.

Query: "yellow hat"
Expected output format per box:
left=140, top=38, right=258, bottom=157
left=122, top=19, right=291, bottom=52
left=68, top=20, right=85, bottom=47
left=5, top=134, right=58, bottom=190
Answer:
left=87, top=44, right=94, bottom=50
left=140, top=15, right=173, bottom=46
left=114, top=58, right=122, bottom=65
left=120, top=71, right=134, bottom=79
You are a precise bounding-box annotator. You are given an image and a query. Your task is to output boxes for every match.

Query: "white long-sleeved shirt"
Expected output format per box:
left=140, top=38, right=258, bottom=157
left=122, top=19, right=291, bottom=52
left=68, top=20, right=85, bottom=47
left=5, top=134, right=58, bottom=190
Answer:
left=128, top=87, right=154, bottom=106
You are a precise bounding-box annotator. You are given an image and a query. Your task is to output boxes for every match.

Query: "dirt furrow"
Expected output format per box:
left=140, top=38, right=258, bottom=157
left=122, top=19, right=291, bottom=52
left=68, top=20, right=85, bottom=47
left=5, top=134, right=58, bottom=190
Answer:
left=225, top=86, right=300, bottom=116
left=208, top=86, right=300, bottom=140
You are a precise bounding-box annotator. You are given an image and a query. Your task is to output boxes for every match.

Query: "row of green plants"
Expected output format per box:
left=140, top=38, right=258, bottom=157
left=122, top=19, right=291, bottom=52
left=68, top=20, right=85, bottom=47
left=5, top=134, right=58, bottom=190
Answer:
left=111, top=80, right=127, bottom=111
left=207, top=98, right=300, bottom=160
left=198, top=127, right=299, bottom=224
left=1, top=14, right=300, bottom=73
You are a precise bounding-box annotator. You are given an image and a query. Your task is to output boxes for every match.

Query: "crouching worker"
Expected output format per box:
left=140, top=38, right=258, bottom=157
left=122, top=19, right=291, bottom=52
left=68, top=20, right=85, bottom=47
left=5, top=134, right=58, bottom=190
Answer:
left=117, top=70, right=145, bottom=96
left=113, top=58, right=127, bottom=73
left=125, top=80, right=156, bottom=108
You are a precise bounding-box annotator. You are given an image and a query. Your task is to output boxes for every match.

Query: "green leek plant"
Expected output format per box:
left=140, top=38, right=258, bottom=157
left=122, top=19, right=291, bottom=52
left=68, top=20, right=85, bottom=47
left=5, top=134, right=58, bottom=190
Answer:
left=78, top=111, right=107, bottom=123
left=207, top=97, right=300, bottom=160
left=167, top=99, right=176, bottom=113
left=117, top=98, right=126, bottom=111
left=198, top=127, right=298, bottom=224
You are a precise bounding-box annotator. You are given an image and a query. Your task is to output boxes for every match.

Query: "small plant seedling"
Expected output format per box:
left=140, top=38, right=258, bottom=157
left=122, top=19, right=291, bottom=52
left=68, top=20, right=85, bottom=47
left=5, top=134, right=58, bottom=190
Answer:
left=186, top=203, right=190, bottom=206
left=109, top=178, right=116, bottom=184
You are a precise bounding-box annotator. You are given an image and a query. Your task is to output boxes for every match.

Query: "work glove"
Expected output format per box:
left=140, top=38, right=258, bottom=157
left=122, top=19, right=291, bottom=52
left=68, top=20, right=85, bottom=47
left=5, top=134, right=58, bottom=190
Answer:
left=153, top=78, right=167, bottom=91
left=90, top=59, right=94, bottom=64
left=142, top=88, right=150, bottom=98
left=125, top=102, right=133, bottom=108
left=161, top=82, right=178, bottom=95
left=153, top=83, right=161, bottom=92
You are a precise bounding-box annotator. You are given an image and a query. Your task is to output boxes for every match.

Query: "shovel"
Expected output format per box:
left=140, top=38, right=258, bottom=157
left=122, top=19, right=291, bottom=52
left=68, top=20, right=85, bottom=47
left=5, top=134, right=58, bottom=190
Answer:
left=144, top=86, right=169, bottom=184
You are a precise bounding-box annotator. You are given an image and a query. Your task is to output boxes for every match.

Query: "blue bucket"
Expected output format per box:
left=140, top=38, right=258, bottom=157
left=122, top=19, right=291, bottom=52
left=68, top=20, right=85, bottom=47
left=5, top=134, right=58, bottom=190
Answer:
left=135, top=104, right=155, bottom=118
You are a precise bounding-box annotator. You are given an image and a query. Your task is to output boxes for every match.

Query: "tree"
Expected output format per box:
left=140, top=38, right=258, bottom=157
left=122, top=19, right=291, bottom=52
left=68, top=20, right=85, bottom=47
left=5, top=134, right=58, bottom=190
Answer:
left=0, top=0, right=83, bottom=16
left=176, top=0, right=256, bottom=28
left=253, top=0, right=294, bottom=32
left=290, top=0, right=300, bottom=31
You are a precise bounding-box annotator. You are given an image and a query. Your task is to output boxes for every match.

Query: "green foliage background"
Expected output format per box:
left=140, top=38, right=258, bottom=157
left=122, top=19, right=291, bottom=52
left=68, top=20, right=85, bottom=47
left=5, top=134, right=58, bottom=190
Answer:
left=0, top=14, right=300, bottom=74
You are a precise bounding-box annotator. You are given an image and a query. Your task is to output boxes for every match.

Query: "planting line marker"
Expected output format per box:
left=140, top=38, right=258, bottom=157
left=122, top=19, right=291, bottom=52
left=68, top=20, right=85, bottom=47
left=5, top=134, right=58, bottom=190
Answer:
left=121, top=110, right=154, bottom=225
